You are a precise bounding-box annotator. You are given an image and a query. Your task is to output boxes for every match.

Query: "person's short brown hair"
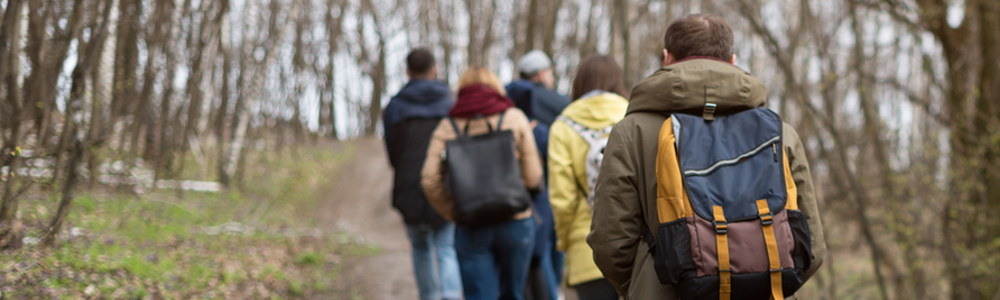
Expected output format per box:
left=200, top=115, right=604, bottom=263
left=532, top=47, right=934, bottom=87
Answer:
left=571, top=55, right=628, bottom=101
left=406, top=48, right=435, bottom=75
left=663, top=14, right=734, bottom=62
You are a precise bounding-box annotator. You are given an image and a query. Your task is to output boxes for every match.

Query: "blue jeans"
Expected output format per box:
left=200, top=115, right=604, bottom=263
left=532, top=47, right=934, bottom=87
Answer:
left=456, top=218, right=536, bottom=300
left=406, top=222, right=463, bottom=300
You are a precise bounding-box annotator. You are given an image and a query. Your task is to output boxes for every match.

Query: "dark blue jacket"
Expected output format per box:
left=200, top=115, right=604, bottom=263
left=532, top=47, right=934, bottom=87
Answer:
left=531, top=122, right=555, bottom=257
left=505, top=80, right=570, bottom=127
left=383, top=80, right=454, bottom=227
left=508, top=79, right=567, bottom=258
left=383, top=80, right=454, bottom=142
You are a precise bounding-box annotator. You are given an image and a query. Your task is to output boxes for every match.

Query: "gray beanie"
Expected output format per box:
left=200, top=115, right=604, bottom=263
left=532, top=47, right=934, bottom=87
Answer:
left=517, top=50, right=552, bottom=76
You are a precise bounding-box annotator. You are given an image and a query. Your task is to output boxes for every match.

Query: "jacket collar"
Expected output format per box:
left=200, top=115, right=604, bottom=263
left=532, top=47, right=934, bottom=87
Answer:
left=626, top=59, right=766, bottom=116
left=670, top=56, right=730, bottom=65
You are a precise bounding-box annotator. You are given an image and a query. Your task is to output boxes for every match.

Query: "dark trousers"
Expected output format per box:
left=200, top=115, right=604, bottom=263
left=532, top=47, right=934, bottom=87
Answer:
left=574, top=278, right=619, bottom=300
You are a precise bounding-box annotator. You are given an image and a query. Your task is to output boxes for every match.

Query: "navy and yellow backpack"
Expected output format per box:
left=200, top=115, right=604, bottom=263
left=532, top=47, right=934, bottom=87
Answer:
left=644, top=107, right=813, bottom=300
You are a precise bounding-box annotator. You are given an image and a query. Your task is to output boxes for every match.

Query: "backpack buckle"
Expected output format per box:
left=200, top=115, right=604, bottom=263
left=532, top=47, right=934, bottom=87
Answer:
left=714, top=220, right=728, bottom=234
left=703, top=103, right=717, bottom=121
left=759, top=212, right=773, bottom=226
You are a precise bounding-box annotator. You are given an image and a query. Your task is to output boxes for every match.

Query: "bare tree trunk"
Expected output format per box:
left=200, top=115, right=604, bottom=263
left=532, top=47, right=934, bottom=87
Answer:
left=974, top=0, right=1000, bottom=237
left=110, top=0, right=140, bottom=121
left=215, top=19, right=232, bottom=186
left=436, top=0, right=454, bottom=83
left=135, top=0, right=174, bottom=164
left=47, top=0, right=89, bottom=186
left=542, top=0, right=561, bottom=57
left=357, top=0, right=387, bottom=136
left=292, top=0, right=309, bottom=145
left=465, top=0, right=498, bottom=68
left=972, top=1, right=1000, bottom=296
left=42, top=139, right=83, bottom=248
left=155, top=35, right=179, bottom=179
left=220, top=54, right=248, bottom=187
left=465, top=0, right=480, bottom=67
left=323, top=0, right=344, bottom=139
left=154, top=0, right=190, bottom=182
left=87, top=0, right=117, bottom=188
left=43, top=0, right=114, bottom=248
left=366, top=46, right=385, bottom=136
left=614, top=0, right=631, bottom=87
left=25, top=1, right=54, bottom=151
left=578, top=0, right=598, bottom=59
left=0, top=0, right=25, bottom=250
left=911, top=1, right=1000, bottom=297
left=179, top=0, right=224, bottom=159
left=850, top=5, right=914, bottom=299
left=225, top=0, right=299, bottom=185
left=525, top=0, right=538, bottom=51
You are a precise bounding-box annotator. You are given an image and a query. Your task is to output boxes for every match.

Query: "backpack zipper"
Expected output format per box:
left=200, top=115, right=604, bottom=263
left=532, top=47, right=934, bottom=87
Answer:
left=683, top=135, right=780, bottom=177
left=772, top=143, right=778, bottom=162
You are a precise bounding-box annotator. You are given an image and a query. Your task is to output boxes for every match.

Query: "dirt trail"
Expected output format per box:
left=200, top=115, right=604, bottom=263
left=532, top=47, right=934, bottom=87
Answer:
left=319, top=139, right=418, bottom=299
left=317, top=139, right=581, bottom=300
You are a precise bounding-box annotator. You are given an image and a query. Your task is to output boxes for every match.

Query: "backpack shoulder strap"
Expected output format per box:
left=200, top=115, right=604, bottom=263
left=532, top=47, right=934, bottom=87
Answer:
left=654, top=115, right=694, bottom=223
left=496, top=110, right=507, bottom=131
left=449, top=118, right=464, bottom=137
left=781, top=126, right=799, bottom=210
left=556, top=116, right=612, bottom=145
left=644, top=115, right=696, bottom=252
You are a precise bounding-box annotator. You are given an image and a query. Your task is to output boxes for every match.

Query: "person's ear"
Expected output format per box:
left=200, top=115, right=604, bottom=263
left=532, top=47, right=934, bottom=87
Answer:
left=430, top=66, right=438, bottom=79
left=730, top=54, right=736, bottom=64
left=663, top=49, right=675, bottom=66
left=406, top=69, right=413, bottom=78
left=542, top=69, right=556, bottom=89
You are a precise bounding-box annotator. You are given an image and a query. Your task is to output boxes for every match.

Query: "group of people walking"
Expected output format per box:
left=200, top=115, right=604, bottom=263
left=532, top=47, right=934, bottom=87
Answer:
left=383, top=14, right=826, bottom=300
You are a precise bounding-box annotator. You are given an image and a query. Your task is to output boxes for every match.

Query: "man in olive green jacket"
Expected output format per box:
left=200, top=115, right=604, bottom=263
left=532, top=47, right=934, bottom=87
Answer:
left=587, top=14, right=826, bottom=299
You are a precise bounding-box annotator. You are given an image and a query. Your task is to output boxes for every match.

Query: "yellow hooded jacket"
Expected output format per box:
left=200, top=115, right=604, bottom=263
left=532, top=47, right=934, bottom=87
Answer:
left=548, top=92, right=628, bottom=286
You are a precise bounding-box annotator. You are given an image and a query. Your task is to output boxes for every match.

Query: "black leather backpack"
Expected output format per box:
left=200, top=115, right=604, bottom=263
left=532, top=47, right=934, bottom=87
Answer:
left=444, top=111, right=532, bottom=227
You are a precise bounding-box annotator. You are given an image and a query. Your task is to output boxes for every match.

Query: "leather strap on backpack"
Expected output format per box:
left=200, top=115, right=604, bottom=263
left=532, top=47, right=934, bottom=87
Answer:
left=640, top=223, right=656, bottom=254
left=496, top=110, right=506, bottom=130
left=450, top=111, right=507, bottom=137
left=756, top=199, right=785, bottom=300
left=449, top=118, right=464, bottom=137
left=713, top=206, right=731, bottom=300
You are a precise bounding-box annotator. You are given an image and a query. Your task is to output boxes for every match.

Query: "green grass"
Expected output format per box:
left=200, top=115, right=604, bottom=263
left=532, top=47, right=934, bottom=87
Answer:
left=295, top=251, right=323, bottom=266
left=0, top=142, right=374, bottom=299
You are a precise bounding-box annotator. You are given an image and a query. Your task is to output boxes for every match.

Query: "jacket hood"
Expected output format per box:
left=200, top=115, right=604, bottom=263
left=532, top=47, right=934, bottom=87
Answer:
left=626, top=59, right=767, bottom=116
left=560, top=92, right=628, bottom=129
left=506, top=79, right=535, bottom=115
left=392, top=79, right=452, bottom=105
left=383, top=80, right=453, bottom=129
left=505, top=79, right=571, bottom=126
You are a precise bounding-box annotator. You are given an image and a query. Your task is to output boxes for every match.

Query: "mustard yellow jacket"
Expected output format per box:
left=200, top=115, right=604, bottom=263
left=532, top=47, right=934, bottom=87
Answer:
left=548, top=92, right=628, bottom=286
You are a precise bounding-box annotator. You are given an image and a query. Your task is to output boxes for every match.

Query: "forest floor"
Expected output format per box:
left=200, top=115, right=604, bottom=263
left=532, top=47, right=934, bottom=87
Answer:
left=2, top=138, right=832, bottom=299
left=313, top=138, right=419, bottom=299
left=318, top=140, right=590, bottom=300
left=0, top=140, right=387, bottom=299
